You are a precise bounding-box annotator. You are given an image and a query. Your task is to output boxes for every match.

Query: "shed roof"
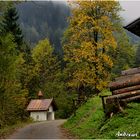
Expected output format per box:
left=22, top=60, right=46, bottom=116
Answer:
left=124, top=17, right=140, bottom=37
left=27, top=98, right=53, bottom=111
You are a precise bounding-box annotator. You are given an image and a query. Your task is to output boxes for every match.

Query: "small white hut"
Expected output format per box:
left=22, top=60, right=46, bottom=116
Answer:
left=27, top=91, right=57, bottom=121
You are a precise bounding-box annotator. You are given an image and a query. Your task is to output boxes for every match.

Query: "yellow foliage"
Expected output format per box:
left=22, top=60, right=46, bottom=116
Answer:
left=63, top=0, right=121, bottom=94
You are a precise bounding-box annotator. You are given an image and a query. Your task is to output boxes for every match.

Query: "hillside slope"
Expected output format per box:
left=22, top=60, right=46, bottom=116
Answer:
left=16, top=1, right=70, bottom=54
left=63, top=95, right=140, bottom=139
left=16, top=2, right=140, bottom=55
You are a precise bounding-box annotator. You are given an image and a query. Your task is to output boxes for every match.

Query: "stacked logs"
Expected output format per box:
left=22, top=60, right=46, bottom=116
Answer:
left=101, top=68, right=140, bottom=116
left=108, top=67, right=140, bottom=102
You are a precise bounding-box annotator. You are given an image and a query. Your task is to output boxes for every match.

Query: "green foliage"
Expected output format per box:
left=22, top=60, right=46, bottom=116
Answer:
left=63, top=95, right=140, bottom=139
left=0, top=118, right=33, bottom=139
left=27, top=38, right=74, bottom=118
left=0, top=0, right=139, bottom=130
left=0, top=34, right=28, bottom=127
left=0, top=1, right=12, bottom=21
left=0, top=3, right=30, bottom=128
left=0, top=4, right=23, bottom=51
left=111, top=30, right=136, bottom=78
left=30, top=39, right=60, bottom=94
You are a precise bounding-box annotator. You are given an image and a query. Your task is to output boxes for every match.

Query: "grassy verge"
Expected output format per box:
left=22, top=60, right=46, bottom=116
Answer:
left=0, top=119, right=33, bottom=138
left=63, top=91, right=140, bottom=139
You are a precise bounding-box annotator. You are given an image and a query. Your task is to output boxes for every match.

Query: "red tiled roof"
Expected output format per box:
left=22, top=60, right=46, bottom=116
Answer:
left=27, top=99, right=53, bottom=111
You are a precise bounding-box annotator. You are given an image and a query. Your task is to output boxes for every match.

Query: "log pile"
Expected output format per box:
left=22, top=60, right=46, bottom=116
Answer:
left=101, top=68, right=140, bottom=116
left=109, top=67, right=140, bottom=102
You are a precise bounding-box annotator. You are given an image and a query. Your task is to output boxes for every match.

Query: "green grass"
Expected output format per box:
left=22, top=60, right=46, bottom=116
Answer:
left=63, top=91, right=140, bottom=139
left=0, top=119, right=33, bottom=138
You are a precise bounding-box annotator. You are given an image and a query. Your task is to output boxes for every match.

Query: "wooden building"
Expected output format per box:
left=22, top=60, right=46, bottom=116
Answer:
left=27, top=91, right=56, bottom=121
left=124, top=17, right=140, bottom=37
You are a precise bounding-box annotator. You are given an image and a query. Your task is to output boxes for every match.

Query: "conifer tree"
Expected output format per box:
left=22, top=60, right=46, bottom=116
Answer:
left=0, top=4, right=23, bottom=51
left=63, top=1, right=122, bottom=96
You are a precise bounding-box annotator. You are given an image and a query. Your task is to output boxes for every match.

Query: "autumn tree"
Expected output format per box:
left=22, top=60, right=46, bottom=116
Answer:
left=63, top=1, right=121, bottom=97
left=29, top=39, right=60, bottom=98
left=27, top=39, right=73, bottom=118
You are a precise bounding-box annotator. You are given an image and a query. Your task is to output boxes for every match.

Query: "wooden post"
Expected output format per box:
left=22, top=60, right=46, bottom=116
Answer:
left=115, top=98, right=123, bottom=112
left=99, top=95, right=109, bottom=113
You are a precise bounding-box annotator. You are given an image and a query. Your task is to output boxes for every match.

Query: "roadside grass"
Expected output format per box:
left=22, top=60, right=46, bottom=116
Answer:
left=0, top=119, right=33, bottom=138
left=63, top=90, right=140, bottom=139
left=99, top=102, right=140, bottom=139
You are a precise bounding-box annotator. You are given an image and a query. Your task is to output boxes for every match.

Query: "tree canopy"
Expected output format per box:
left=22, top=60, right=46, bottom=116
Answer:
left=0, top=5, right=23, bottom=50
left=0, top=1, right=139, bottom=129
left=63, top=1, right=122, bottom=96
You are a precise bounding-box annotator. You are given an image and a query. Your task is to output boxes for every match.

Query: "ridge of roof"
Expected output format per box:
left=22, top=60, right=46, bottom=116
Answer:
left=124, top=17, right=140, bottom=29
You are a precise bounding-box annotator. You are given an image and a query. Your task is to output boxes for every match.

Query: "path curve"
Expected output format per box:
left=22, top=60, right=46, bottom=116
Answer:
left=8, top=120, right=67, bottom=139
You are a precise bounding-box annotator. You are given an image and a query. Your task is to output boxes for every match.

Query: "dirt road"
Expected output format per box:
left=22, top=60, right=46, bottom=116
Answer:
left=8, top=120, right=67, bottom=139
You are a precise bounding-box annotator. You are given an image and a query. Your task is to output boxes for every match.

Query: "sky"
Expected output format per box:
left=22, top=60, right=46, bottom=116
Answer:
left=120, top=1, right=140, bottom=26
left=63, top=0, right=140, bottom=26
left=35, top=0, right=140, bottom=26
left=62, top=0, right=140, bottom=26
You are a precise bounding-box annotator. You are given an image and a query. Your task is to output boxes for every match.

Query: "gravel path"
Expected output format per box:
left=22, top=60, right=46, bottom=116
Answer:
left=8, top=120, right=67, bottom=139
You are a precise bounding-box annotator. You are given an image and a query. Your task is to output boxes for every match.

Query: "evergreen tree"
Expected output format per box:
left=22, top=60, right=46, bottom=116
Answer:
left=0, top=4, right=23, bottom=51
left=16, top=1, right=70, bottom=55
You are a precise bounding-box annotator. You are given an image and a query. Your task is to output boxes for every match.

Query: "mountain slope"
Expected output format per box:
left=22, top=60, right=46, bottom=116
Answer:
left=16, top=2, right=140, bottom=55
left=16, top=1, right=70, bottom=54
